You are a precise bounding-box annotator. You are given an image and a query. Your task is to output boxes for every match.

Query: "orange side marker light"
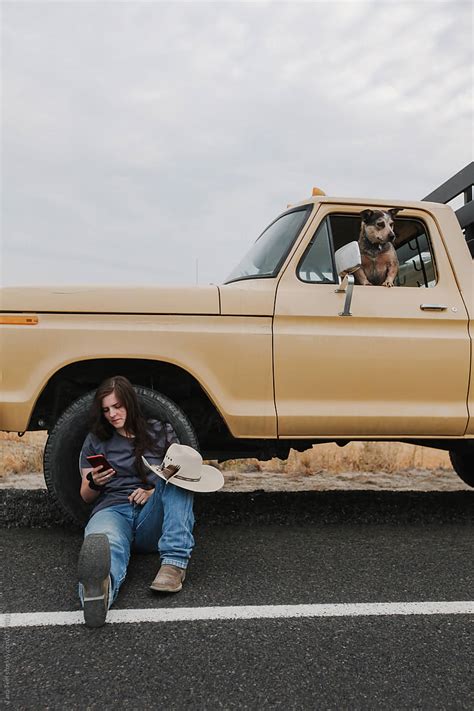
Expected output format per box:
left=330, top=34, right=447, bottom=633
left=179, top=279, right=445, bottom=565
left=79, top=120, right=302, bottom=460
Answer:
left=0, top=315, right=39, bottom=325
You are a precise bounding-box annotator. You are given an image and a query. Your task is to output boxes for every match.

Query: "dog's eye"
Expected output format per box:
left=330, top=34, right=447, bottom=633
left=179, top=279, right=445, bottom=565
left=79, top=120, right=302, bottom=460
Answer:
left=376, top=221, right=385, bottom=228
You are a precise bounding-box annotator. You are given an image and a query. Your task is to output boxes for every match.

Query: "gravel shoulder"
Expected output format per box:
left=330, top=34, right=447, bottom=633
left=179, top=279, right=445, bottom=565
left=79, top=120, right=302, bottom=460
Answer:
left=1, top=466, right=470, bottom=492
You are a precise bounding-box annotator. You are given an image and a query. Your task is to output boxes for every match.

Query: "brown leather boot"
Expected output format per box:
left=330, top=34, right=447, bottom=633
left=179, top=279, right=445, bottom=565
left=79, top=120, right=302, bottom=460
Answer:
left=150, top=564, right=186, bottom=593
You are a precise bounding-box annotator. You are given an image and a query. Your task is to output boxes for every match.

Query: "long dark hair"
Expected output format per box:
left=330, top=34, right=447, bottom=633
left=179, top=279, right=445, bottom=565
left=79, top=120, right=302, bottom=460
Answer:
left=90, top=376, right=157, bottom=483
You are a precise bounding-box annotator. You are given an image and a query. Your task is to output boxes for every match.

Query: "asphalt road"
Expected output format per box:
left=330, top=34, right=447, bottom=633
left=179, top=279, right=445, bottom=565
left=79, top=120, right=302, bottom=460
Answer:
left=2, top=493, right=473, bottom=709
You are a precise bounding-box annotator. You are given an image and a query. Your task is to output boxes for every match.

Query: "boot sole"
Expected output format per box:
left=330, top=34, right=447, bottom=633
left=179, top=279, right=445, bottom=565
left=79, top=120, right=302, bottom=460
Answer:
left=150, top=570, right=185, bottom=593
left=149, top=582, right=183, bottom=593
left=78, top=533, right=111, bottom=628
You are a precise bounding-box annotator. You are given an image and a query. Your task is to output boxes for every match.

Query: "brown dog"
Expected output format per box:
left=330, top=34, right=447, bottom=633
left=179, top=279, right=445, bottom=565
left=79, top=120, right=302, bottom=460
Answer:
left=354, top=208, right=401, bottom=287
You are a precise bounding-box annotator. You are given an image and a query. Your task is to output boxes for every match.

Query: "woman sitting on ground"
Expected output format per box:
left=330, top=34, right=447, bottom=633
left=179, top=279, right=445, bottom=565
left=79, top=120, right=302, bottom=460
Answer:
left=78, top=375, right=222, bottom=628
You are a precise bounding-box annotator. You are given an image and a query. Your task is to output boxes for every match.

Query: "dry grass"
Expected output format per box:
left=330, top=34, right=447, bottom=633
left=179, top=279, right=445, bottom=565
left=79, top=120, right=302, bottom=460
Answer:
left=0, top=431, right=46, bottom=476
left=0, top=431, right=451, bottom=479
left=284, top=441, right=451, bottom=473
left=218, top=441, right=452, bottom=475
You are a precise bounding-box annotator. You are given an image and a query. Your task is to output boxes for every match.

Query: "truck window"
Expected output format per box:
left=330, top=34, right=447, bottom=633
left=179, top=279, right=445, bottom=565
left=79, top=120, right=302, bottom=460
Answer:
left=297, top=219, right=336, bottom=283
left=301, top=213, right=437, bottom=288
left=394, top=224, right=437, bottom=287
left=225, top=206, right=312, bottom=284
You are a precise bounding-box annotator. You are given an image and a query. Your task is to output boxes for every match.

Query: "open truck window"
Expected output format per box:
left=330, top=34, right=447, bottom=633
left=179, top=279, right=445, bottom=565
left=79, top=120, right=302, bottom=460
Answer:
left=298, top=213, right=437, bottom=287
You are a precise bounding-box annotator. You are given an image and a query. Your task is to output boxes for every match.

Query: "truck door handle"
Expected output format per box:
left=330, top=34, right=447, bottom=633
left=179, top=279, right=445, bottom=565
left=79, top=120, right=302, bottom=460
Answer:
left=420, top=304, right=448, bottom=311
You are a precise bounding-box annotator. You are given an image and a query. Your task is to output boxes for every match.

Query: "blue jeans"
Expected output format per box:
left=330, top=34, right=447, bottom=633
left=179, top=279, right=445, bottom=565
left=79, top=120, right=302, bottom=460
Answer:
left=80, top=478, right=194, bottom=606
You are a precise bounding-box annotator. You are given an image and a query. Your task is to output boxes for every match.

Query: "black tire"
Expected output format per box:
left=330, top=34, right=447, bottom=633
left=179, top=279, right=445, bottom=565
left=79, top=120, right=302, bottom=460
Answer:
left=449, top=441, right=474, bottom=488
left=43, top=386, right=198, bottom=526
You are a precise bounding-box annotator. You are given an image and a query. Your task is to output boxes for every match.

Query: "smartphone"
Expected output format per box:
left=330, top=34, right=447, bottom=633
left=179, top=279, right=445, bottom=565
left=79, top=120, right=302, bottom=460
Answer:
left=86, top=454, right=114, bottom=472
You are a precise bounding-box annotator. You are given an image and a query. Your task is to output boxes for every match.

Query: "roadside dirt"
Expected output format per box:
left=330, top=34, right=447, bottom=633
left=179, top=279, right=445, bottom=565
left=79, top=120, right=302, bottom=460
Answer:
left=0, top=433, right=470, bottom=491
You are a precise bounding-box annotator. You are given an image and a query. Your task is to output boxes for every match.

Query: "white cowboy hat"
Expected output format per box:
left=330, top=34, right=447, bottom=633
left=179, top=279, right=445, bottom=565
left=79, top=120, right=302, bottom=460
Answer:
left=142, top=444, right=224, bottom=493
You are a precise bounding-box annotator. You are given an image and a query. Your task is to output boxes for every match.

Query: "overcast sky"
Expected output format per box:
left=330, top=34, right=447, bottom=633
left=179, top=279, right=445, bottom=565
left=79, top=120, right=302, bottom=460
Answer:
left=2, top=0, right=472, bottom=287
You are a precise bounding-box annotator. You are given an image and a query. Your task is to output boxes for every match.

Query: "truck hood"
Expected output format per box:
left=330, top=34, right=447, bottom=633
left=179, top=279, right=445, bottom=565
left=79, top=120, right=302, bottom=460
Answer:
left=0, top=285, right=221, bottom=315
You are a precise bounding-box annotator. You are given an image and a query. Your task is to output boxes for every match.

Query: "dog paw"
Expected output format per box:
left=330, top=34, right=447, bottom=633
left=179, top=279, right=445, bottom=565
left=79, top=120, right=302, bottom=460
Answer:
left=382, top=281, right=394, bottom=287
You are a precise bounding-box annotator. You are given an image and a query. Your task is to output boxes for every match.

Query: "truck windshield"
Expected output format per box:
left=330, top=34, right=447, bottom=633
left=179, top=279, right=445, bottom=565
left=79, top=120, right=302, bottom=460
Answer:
left=225, top=206, right=312, bottom=283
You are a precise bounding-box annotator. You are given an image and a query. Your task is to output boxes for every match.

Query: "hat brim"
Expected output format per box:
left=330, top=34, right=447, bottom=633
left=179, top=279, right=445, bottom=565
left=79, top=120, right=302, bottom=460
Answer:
left=152, top=463, right=224, bottom=493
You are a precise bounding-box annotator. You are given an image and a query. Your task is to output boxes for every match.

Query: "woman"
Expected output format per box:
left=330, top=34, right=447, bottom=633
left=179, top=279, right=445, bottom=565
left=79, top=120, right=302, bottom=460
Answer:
left=78, top=375, right=195, bottom=628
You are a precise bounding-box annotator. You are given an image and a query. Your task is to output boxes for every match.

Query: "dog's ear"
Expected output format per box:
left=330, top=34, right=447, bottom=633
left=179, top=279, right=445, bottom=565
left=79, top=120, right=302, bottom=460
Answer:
left=360, top=209, right=374, bottom=223
left=388, top=208, right=401, bottom=219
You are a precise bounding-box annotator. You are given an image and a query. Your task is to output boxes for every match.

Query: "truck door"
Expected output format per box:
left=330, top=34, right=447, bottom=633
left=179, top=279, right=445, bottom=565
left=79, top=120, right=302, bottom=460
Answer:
left=273, top=204, right=471, bottom=437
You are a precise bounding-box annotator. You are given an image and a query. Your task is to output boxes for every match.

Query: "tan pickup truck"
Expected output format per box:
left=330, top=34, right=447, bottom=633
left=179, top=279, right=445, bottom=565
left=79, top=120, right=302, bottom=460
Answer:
left=1, top=169, right=473, bottom=523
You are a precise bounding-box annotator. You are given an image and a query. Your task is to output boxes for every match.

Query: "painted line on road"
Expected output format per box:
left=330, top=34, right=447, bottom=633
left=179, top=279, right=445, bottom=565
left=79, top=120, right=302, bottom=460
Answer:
left=2, top=601, right=473, bottom=628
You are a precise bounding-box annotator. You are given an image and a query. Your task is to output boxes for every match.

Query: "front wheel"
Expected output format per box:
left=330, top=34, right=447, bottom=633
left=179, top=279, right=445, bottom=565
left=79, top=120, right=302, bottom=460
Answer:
left=43, top=386, right=198, bottom=525
left=449, top=442, right=474, bottom=488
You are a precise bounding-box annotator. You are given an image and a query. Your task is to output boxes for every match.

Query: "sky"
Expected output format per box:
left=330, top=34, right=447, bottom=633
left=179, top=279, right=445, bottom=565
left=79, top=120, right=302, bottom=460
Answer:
left=1, top=0, right=472, bottom=287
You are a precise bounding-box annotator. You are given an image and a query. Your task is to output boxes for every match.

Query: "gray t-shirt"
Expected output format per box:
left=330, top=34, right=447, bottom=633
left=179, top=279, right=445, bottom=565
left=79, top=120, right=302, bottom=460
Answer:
left=80, top=419, right=179, bottom=516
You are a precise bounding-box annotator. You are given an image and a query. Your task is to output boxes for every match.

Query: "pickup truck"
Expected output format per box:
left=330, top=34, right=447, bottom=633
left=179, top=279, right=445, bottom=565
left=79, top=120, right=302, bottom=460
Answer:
left=1, top=166, right=473, bottom=523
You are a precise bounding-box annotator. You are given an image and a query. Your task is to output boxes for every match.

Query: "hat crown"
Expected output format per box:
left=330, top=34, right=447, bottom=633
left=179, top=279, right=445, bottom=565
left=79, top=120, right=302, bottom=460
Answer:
left=163, top=444, right=203, bottom=479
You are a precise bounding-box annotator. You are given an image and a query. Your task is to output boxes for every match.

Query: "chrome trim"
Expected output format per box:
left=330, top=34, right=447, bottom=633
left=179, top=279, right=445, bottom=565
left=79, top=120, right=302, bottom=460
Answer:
left=420, top=304, right=448, bottom=311
left=336, top=274, right=355, bottom=316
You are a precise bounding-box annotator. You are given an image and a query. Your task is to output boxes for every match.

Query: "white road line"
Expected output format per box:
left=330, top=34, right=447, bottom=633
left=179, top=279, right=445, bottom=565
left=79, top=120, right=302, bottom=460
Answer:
left=2, top=601, right=473, bottom=628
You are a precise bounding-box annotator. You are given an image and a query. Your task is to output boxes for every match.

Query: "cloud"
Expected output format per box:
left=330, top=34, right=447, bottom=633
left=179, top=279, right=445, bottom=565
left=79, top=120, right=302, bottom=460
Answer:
left=2, top=1, right=472, bottom=286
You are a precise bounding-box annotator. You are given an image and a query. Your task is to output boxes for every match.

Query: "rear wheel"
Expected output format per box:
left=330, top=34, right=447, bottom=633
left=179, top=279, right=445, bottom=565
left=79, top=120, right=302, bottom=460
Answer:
left=449, top=442, right=474, bottom=488
left=43, top=386, right=198, bottom=525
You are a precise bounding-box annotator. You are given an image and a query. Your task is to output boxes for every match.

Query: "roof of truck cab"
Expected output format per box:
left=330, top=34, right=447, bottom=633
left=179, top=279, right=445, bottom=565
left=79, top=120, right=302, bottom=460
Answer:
left=290, top=195, right=452, bottom=211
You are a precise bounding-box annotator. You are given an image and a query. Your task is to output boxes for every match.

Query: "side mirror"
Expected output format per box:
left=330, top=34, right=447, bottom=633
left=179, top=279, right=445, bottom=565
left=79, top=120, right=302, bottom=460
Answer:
left=335, top=241, right=361, bottom=277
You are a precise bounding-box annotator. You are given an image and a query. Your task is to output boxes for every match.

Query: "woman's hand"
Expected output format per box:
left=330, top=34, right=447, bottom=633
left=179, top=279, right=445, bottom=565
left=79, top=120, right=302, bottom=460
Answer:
left=90, top=466, right=115, bottom=487
left=128, top=487, right=154, bottom=505
left=80, top=466, right=115, bottom=504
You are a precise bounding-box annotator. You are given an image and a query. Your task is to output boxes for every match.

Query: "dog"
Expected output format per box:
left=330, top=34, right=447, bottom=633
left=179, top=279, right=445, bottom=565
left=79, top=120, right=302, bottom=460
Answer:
left=354, top=208, right=401, bottom=287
